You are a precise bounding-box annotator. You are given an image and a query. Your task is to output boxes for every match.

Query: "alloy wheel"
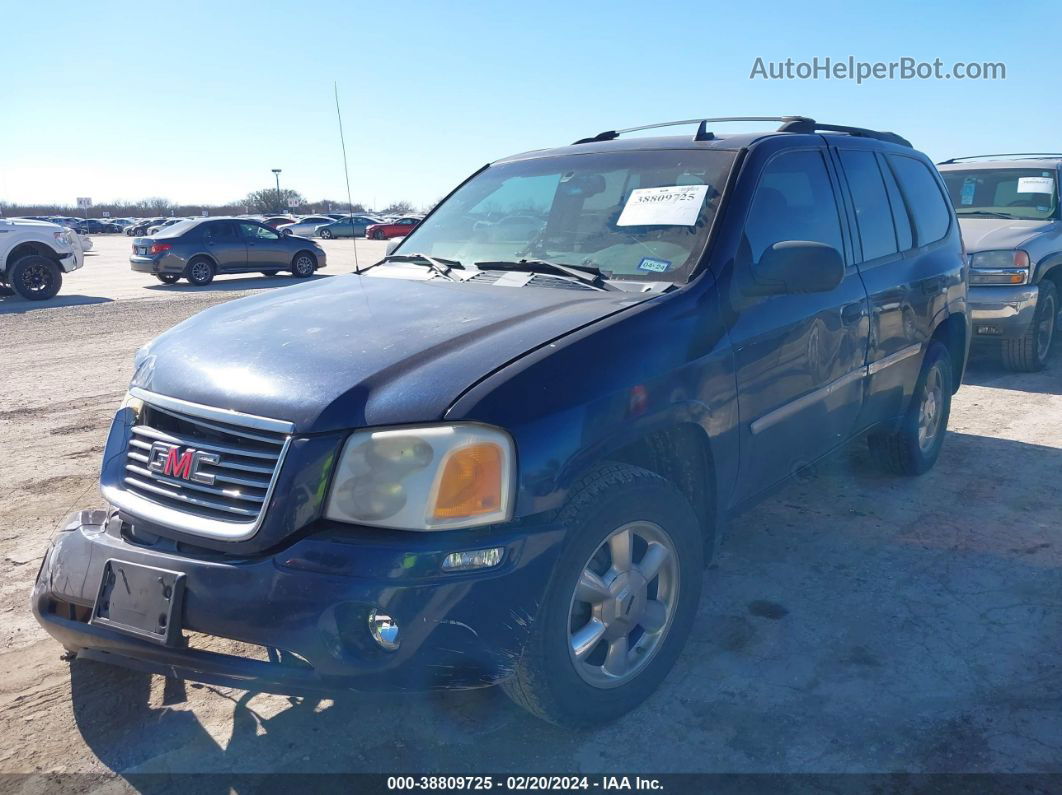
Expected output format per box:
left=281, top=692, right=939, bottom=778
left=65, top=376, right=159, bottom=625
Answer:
left=567, top=521, right=680, bottom=689
left=190, top=262, right=210, bottom=282
left=1037, top=293, right=1056, bottom=362
left=19, top=262, right=54, bottom=295
left=917, top=363, right=944, bottom=452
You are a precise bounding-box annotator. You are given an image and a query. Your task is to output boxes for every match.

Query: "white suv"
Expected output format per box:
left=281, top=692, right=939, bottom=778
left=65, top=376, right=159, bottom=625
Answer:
left=0, top=218, right=83, bottom=300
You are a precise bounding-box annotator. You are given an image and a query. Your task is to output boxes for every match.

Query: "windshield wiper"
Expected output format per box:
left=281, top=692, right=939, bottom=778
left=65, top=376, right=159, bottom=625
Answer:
left=473, top=259, right=619, bottom=291
left=955, top=209, right=1017, bottom=219
left=373, top=253, right=465, bottom=280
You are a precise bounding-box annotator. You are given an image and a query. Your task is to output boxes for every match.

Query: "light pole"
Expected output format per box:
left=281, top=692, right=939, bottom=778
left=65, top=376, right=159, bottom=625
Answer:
left=272, top=168, right=282, bottom=211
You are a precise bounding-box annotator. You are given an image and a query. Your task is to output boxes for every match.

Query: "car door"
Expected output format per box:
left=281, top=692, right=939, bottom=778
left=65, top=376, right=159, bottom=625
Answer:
left=202, top=221, right=246, bottom=271
left=238, top=221, right=288, bottom=269
left=726, top=144, right=870, bottom=500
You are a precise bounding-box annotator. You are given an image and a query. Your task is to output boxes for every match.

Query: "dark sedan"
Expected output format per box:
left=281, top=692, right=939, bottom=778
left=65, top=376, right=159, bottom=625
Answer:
left=128, top=218, right=166, bottom=236
left=130, top=218, right=327, bottom=285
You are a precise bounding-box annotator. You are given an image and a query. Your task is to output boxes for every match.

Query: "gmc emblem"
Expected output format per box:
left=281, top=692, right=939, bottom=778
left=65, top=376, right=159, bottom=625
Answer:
left=147, top=441, right=220, bottom=485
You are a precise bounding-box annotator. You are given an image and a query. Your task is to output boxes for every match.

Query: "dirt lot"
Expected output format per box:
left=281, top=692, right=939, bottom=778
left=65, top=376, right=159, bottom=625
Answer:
left=1, top=236, right=1059, bottom=785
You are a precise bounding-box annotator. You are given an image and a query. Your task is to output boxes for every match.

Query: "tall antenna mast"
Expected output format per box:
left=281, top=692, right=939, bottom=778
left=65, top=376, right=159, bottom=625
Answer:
left=333, top=82, right=360, bottom=273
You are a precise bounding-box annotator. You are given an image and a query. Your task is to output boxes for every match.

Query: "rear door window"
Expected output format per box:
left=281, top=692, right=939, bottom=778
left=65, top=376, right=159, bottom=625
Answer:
left=886, top=155, right=951, bottom=246
left=878, top=155, right=914, bottom=251
left=205, top=221, right=238, bottom=241
left=838, top=150, right=899, bottom=262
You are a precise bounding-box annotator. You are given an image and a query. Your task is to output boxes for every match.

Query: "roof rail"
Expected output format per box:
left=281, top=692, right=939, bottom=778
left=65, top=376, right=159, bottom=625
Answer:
left=775, top=118, right=912, bottom=148
left=572, top=116, right=813, bottom=145
left=937, top=153, right=1062, bottom=164
left=572, top=116, right=911, bottom=147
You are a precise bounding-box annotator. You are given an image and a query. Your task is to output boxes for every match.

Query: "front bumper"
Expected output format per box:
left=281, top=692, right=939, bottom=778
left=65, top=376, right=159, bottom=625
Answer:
left=33, top=509, right=562, bottom=694
left=969, top=284, right=1039, bottom=339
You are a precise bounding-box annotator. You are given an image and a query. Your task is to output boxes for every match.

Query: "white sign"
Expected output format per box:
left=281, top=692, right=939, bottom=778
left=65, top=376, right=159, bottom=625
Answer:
left=202, top=210, right=209, bottom=217
left=617, top=185, right=709, bottom=227
left=102, top=211, right=111, bottom=218
left=76, top=197, right=92, bottom=209
left=1017, top=176, right=1055, bottom=195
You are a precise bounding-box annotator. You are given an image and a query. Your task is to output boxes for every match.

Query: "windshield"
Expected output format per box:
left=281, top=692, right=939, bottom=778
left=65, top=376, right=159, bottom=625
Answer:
left=941, top=168, right=1059, bottom=220
left=394, top=149, right=738, bottom=283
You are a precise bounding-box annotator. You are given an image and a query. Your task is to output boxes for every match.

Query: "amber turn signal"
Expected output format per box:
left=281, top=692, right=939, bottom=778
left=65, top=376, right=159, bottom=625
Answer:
left=432, top=443, right=503, bottom=520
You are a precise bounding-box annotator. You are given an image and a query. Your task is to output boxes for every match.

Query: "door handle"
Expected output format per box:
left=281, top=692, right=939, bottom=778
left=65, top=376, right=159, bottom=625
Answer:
left=841, top=303, right=865, bottom=326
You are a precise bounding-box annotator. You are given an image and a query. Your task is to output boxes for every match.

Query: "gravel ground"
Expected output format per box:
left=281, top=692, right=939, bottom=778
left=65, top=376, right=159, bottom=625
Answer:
left=0, top=237, right=1059, bottom=785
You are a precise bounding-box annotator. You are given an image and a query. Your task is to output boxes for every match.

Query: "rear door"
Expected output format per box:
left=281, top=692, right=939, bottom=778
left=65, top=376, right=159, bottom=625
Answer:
left=844, top=146, right=953, bottom=423
left=202, top=221, right=246, bottom=271
left=238, top=221, right=289, bottom=269
left=727, top=144, right=870, bottom=500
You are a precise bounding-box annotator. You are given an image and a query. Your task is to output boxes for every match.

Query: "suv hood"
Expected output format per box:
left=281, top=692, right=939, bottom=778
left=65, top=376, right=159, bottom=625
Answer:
left=957, top=217, right=1055, bottom=252
left=132, top=274, right=646, bottom=433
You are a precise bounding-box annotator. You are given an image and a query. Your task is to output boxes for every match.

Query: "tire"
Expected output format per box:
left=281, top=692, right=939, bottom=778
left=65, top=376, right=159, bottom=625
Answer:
left=1001, top=281, right=1057, bottom=372
left=320, top=229, right=333, bottom=239
left=502, top=463, right=703, bottom=727
left=185, top=257, right=215, bottom=286
left=291, top=252, right=316, bottom=278
left=9, top=255, right=62, bottom=301
left=154, top=273, right=180, bottom=284
left=373, top=230, right=385, bottom=240
left=260, top=270, right=280, bottom=277
left=868, top=341, right=953, bottom=476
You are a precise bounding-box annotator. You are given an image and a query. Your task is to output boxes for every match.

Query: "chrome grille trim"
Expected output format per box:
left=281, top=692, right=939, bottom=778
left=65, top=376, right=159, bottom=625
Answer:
left=103, top=388, right=294, bottom=542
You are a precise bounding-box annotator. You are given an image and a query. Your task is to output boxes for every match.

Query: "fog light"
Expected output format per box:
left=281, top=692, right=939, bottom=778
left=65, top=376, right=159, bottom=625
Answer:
left=369, top=610, right=400, bottom=651
left=442, top=547, right=504, bottom=572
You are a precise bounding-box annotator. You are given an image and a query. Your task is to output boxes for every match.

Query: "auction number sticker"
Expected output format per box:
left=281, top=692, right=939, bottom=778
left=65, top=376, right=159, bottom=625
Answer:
left=617, top=184, right=709, bottom=227
left=1017, top=176, right=1054, bottom=195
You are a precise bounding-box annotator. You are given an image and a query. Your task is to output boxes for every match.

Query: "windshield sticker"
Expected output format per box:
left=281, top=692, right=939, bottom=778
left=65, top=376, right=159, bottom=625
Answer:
left=1017, top=176, right=1055, bottom=195
left=638, top=257, right=672, bottom=273
left=617, top=185, right=709, bottom=227
left=960, top=178, right=976, bottom=206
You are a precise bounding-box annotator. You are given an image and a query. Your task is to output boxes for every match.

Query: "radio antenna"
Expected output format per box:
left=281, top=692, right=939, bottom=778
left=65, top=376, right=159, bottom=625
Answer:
left=333, top=82, right=360, bottom=273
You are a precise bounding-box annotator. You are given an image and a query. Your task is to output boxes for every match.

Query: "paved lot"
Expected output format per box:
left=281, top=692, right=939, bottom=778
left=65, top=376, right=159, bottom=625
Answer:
left=0, top=233, right=388, bottom=311
left=0, top=241, right=1059, bottom=783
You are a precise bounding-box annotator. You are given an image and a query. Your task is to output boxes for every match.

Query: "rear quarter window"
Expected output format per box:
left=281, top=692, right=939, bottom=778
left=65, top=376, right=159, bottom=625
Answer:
left=887, top=154, right=951, bottom=246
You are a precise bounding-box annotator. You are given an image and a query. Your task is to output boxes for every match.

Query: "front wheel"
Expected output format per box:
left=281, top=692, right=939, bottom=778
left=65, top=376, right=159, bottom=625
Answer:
left=1002, top=281, right=1057, bottom=372
left=9, top=255, right=63, bottom=300
left=502, top=464, right=702, bottom=726
left=373, top=230, right=386, bottom=240
left=320, top=229, right=333, bottom=239
left=868, top=341, right=953, bottom=475
left=291, top=252, right=316, bottom=278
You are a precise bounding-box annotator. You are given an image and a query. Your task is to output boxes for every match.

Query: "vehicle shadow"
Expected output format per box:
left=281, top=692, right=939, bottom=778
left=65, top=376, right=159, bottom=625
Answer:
left=961, top=342, right=1062, bottom=395
left=0, top=294, right=112, bottom=314
left=66, top=430, right=1062, bottom=781
left=142, top=274, right=330, bottom=294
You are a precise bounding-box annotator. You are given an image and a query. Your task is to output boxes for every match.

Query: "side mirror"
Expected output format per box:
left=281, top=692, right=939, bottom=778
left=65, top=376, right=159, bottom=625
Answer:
left=750, top=241, right=844, bottom=295
left=385, top=237, right=405, bottom=255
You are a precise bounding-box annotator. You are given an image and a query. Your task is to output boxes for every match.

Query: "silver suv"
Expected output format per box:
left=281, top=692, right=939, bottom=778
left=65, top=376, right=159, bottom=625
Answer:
left=938, top=154, right=1062, bottom=370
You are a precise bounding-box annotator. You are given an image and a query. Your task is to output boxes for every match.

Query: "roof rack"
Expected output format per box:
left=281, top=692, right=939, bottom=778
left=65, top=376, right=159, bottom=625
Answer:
left=572, top=116, right=911, bottom=148
left=937, top=153, right=1062, bottom=164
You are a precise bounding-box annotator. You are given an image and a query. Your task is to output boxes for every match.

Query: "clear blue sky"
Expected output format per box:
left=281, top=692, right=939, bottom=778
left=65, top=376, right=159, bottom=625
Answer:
left=1, top=0, right=1055, bottom=211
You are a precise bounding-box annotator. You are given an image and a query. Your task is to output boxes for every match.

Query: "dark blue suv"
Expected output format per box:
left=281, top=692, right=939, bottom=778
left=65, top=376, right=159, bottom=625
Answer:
left=33, top=116, right=969, bottom=726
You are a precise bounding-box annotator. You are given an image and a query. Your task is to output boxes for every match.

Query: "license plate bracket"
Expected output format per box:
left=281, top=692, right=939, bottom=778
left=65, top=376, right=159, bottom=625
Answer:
left=91, top=559, right=185, bottom=646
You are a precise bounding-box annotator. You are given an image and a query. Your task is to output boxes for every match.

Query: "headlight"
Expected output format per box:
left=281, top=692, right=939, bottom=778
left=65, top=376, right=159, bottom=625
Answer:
left=324, top=424, right=515, bottom=530
left=52, top=231, right=71, bottom=246
left=969, top=250, right=1030, bottom=285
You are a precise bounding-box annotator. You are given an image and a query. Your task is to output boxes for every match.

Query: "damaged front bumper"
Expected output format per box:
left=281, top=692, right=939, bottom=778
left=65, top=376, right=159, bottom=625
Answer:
left=32, top=509, right=563, bottom=694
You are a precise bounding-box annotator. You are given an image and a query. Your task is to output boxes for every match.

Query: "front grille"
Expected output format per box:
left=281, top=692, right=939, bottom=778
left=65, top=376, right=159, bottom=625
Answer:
left=122, top=400, right=289, bottom=525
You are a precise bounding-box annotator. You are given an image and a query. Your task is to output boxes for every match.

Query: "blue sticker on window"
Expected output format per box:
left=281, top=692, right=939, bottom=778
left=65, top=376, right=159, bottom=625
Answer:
left=960, top=177, right=976, bottom=206
left=638, top=257, right=671, bottom=273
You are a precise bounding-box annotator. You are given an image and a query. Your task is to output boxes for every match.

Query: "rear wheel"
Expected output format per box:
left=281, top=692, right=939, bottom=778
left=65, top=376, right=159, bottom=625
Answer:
left=185, top=257, right=215, bottom=286
left=502, top=464, right=702, bottom=726
left=868, top=341, right=952, bottom=475
left=154, top=273, right=180, bottom=284
left=291, top=252, right=316, bottom=278
left=9, top=255, right=62, bottom=300
left=1002, top=281, right=1057, bottom=372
